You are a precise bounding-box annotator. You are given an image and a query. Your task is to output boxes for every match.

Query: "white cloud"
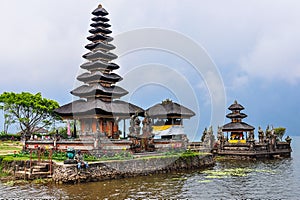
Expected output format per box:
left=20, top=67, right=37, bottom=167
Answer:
left=234, top=1, right=300, bottom=84
left=240, top=24, right=300, bottom=84
left=1, top=0, right=300, bottom=102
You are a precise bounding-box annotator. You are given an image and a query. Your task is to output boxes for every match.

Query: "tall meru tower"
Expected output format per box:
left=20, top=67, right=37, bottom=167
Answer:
left=55, top=4, right=143, bottom=139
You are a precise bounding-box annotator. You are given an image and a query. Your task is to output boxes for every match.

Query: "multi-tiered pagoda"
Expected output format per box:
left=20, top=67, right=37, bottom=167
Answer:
left=222, top=100, right=255, bottom=143
left=55, top=4, right=143, bottom=139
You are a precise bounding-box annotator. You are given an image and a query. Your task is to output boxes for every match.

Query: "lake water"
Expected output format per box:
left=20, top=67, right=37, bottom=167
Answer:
left=1, top=137, right=299, bottom=199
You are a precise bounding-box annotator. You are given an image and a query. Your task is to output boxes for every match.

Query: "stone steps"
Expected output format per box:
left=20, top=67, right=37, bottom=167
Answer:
left=14, top=162, right=53, bottom=180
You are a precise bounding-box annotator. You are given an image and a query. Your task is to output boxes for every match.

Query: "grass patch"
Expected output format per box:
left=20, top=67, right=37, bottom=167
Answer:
left=0, top=166, right=10, bottom=177
left=0, top=141, right=22, bottom=155
left=4, top=180, right=29, bottom=186
left=201, top=167, right=277, bottom=180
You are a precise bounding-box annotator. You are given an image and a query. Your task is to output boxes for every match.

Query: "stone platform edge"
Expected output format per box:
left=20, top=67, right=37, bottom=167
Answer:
left=52, top=154, right=215, bottom=184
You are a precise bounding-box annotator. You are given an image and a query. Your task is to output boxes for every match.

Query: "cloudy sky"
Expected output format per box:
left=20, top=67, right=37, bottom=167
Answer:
left=1, top=0, right=300, bottom=138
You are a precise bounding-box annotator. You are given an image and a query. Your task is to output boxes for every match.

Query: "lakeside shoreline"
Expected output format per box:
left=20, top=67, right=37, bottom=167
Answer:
left=0, top=152, right=215, bottom=185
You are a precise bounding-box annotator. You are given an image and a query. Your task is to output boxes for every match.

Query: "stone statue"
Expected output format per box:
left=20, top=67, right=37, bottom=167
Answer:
left=142, top=111, right=153, bottom=137
left=217, top=126, right=223, bottom=141
left=258, top=126, right=264, bottom=143
left=249, top=130, right=255, bottom=140
left=285, top=136, right=292, bottom=143
left=201, top=127, right=207, bottom=142
left=265, top=125, right=271, bottom=138
left=129, top=112, right=141, bottom=136
left=202, top=126, right=215, bottom=152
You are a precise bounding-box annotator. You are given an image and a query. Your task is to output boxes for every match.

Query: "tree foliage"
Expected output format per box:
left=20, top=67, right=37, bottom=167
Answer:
left=0, top=92, right=60, bottom=138
left=273, top=127, right=286, bottom=141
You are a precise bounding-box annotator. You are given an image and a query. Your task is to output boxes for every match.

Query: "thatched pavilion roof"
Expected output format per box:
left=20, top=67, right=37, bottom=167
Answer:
left=54, top=99, right=144, bottom=119
left=91, top=16, right=109, bottom=22
left=226, top=112, right=247, bottom=119
left=222, top=122, right=255, bottom=132
left=71, top=84, right=128, bottom=98
left=80, top=61, right=119, bottom=71
left=146, top=99, right=195, bottom=119
left=77, top=71, right=122, bottom=83
left=228, top=100, right=244, bottom=111
left=92, top=4, right=108, bottom=16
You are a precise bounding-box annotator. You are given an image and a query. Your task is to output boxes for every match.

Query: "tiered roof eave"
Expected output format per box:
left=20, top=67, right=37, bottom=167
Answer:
left=222, top=100, right=255, bottom=132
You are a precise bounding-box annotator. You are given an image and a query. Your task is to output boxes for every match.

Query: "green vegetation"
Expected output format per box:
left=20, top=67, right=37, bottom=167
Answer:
left=0, top=141, right=22, bottom=155
left=0, top=92, right=61, bottom=139
left=97, top=151, right=134, bottom=161
left=273, top=127, right=286, bottom=141
left=0, top=165, right=10, bottom=177
left=4, top=180, right=29, bottom=186
left=0, top=146, right=205, bottom=164
left=0, top=132, right=22, bottom=141
left=201, top=167, right=277, bottom=181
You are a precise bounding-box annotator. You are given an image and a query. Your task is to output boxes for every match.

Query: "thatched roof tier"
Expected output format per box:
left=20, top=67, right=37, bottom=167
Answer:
left=226, top=112, right=247, bottom=119
left=54, top=99, right=144, bottom=118
left=87, top=34, right=113, bottom=42
left=146, top=100, right=195, bottom=119
left=222, top=122, right=255, bottom=132
left=83, top=51, right=117, bottom=61
left=80, top=61, right=119, bottom=71
left=89, top=27, right=112, bottom=35
left=228, top=100, right=244, bottom=111
left=90, top=22, right=111, bottom=28
left=71, top=84, right=128, bottom=98
left=92, top=5, right=109, bottom=16
left=77, top=71, right=122, bottom=83
left=85, top=42, right=116, bottom=51
left=91, top=16, right=109, bottom=22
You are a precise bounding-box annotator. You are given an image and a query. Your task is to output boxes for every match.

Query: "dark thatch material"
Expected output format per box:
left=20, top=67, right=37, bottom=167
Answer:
left=80, top=61, right=119, bottom=71
left=71, top=84, right=128, bottom=98
left=87, top=34, right=113, bottom=43
left=92, top=5, right=109, bottom=16
left=91, top=16, right=109, bottom=22
left=90, top=22, right=111, bottom=28
left=54, top=99, right=144, bottom=118
left=222, top=122, right=255, bottom=132
left=226, top=112, right=247, bottom=119
left=228, top=100, right=244, bottom=111
left=89, top=27, right=112, bottom=35
left=85, top=42, right=116, bottom=51
left=83, top=51, right=117, bottom=61
left=146, top=100, right=195, bottom=119
left=77, top=72, right=122, bottom=83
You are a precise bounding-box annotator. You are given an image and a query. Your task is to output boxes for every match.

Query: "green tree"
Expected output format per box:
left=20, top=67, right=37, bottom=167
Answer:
left=3, top=109, right=15, bottom=134
left=273, top=127, right=286, bottom=141
left=0, top=92, right=60, bottom=139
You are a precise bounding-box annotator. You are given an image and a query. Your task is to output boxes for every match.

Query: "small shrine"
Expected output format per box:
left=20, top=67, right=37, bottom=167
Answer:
left=222, top=100, right=255, bottom=143
left=213, top=100, right=292, bottom=159
left=147, top=99, right=195, bottom=140
left=54, top=4, right=144, bottom=142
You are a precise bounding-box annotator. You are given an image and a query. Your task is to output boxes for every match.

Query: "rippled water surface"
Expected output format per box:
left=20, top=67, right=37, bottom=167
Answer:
left=1, top=137, right=299, bottom=199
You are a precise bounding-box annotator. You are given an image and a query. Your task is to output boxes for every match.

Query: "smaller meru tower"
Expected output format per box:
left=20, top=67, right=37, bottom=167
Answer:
left=222, top=100, right=255, bottom=143
left=55, top=4, right=143, bottom=139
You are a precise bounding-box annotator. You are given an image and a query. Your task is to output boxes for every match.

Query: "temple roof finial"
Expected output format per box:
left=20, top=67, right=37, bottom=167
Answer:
left=234, top=100, right=238, bottom=104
